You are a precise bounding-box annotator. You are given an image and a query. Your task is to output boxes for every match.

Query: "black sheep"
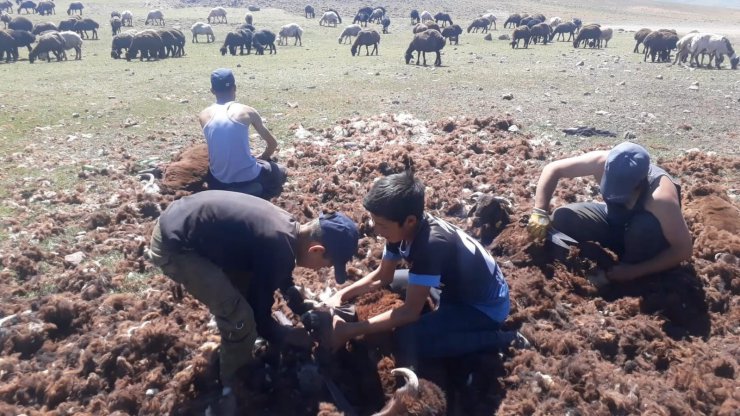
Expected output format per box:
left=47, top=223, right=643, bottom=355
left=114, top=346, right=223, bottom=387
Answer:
left=126, top=29, right=164, bottom=61
left=551, top=22, right=577, bottom=42
left=6, top=28, right=34, bottom=55
left=8, top=16, right=32, bottom=31
left=504, top=13, right=521, bottom=28
left=410, top=9, right=420, bottom=24
left=511, top=25, right=531, bottom=49
left=73, top=17, right=98, bottom=39
left=633, top=28, right=652, bottom=53
left=643, top=29, right=678, bottom=62
left=434, top=12, right=452, bottom=27
left=31, top=21, right=57, bottom=35
left=111, top=31, right=133, bottom=59
left=29, top=32, right=65, bottom=62
left=381, top=17, right=390, bottom=34
left=219, top=29, right=252, bottom=56
left=467, top=17, right=489, bottom=33
left=304, top=5, right=314, bottom=19
left=530, top=22, right=551, bottom=44
left=110, top=16, right=121, bottom=35
left=0, top=29, right=19, bottom=62
left=67, top=1, right=83, bottom=15
left=351, top=28, right=380, bottom=56
left=35, top=0, right=54, bottom=15
left=405, top=28, right=445, bottom=66
left=573, top=24, right=600, bottom=48
left=17, top=0, right=35, bottom=14
left=252, top=29, right=276, bottom=55
left=0, top=0, right=12, bottom=14
left=441, top=24, right=462, bottom=45
left=353, top=12, right=369, bottom=27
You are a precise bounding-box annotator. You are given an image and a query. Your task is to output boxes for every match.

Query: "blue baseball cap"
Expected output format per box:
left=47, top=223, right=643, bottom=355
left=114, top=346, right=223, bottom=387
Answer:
left=319, top=212, right=359, bottom=284
left=601, top=142, right=650, bottom=204
left=211, top=68, right=235, bottom=92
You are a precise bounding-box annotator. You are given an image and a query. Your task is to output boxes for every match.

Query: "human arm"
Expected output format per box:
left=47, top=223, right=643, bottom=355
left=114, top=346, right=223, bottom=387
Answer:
left=607, top=177, right=693, bottom=282
left=324, top=257, right=400, bottom=307
left=533, top=150, right=609, bottom=211
left=244, top=107, right=278, bottom=160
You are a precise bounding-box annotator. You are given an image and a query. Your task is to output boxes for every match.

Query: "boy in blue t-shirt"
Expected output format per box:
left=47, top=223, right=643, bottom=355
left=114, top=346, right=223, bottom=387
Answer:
left=325, top=169, right=528, bottom=366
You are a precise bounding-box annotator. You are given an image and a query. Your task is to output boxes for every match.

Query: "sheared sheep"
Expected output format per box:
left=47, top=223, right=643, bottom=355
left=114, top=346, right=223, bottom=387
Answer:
left=434, top=12, right=452, bottom=27
left=72, top=17, right=97, bottom=39
left=633, top=28, right=651, bottom=53
left=304, top=5, right=314, bottom=19
left=642, top=29, right=677, bottom=62
left=420, top=10, right=433, bottom=22
left=207, top=7, right=227, bottom=24
left=410, top=9, right=419, bottom=24
left=381, top=17, right=390, bottom=34
left=319, top=11, right=338, bottom=27
left=573, top=24, right=600, bottom=48
left=252, top=28, right=275, bottom=54
left=405, top=28, right=445, bottom=66
left=337, top=23, right=361, bottom=44
left=441, top=24, right=462, bottom=45
left=126, top=29, right=164, bottom=61
left=511, top=25, right=531, bottom=48
left=29, top=31, right=64, bottom=62
left=110, top=16, right=120, bottom=35
left=504, top=13, right=521, bottom=28
left=145, top=9, right=164, bottom=26
left=67, top=1, right=82, bottom=15
left=351, top=28, right=379, bottom=56
left=372, top=368, right=446, bottom=416
left=551, top=22, right=576, bottom=42
left=31, top=21, right=56, bottom=35
left=191, top=22, right=214, bottom=43
left=35, top=0, right=53, bottom=15
left=530, top=22, right=551, bottom=44
left=480, top=13, right=496, bottom=30
left=111, top=30, right=134, bottom=58
left=467, top=17, right=489, bottom=33
left=17, top=0, right=34, bottom=14
left=121, top=10, right=132, bottom=26
left=278, top=23, right=302, bottom=46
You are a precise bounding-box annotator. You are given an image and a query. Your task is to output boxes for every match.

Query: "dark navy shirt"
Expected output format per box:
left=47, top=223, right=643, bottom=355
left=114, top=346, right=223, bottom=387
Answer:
left=383, top=214, right=510, bottom=322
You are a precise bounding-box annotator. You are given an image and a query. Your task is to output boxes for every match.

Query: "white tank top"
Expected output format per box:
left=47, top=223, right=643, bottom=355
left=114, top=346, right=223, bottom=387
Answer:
left=202, top=102, right=261, bottom=184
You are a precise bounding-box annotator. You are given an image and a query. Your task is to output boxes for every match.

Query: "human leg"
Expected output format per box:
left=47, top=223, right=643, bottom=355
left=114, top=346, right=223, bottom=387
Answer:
left=622, top=211, right=670, bottom=264
left=254, top=159, right=287, bottom=199
left=551, top=202, right=612, bottom=246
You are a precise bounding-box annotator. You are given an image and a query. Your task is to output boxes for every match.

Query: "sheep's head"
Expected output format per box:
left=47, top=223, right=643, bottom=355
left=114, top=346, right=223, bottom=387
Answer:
left=404, top=50, right=413, bottom=64
left=731, top=54, right=739, bottom=70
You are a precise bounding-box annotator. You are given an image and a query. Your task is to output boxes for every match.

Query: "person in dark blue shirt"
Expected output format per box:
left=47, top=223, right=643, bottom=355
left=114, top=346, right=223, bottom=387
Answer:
left=324, top=168, right=528, bottom=367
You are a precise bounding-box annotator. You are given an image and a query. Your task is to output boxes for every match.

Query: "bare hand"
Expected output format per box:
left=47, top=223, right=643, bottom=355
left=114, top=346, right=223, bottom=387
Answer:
left=322, top=292, right=343, bottom=309
left=330, top=315, right=351, bottom=351
left=606, top=263, right=636, bottom=283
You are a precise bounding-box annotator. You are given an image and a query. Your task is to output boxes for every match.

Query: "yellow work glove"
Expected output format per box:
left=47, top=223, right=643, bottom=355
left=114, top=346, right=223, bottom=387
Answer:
left=527, top=208, right=550, bottom=241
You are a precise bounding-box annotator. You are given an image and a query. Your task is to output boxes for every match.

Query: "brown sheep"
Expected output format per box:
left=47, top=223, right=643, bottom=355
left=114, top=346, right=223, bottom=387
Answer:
left=530, top=22, right=551, bottom=44
left=29, top=31, right=65, bottom=62
left=643, top=29, right=678, bottom=62
left=573, top=24, right=600, bottom=48
left=511, top=25, right=531, bottom=49
left=372, top=368, right=446, bottom=416
left=351, top=28, right=380, bottom=56
left=126, top=29, right=164, bottom=61
left=441, top=24, right=462, bottom=45
left=405, top=28, right=445, bottom=66
left=633, top=28, right=651, bottom=53
left=467, top=17, right=489, bottom=33
left=551, top=21, right=577, bottom=42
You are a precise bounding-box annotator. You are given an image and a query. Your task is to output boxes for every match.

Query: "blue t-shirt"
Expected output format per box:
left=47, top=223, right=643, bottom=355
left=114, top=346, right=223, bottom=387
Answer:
left=383, top=214, right=510, bottom=323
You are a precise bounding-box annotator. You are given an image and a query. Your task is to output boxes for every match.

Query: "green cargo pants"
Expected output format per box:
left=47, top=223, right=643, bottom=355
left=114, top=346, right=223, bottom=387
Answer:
left=147, top=220, right=258, bottom=386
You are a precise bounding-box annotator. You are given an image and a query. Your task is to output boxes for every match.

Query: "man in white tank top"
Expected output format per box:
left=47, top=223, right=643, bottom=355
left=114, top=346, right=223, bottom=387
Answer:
left=198, top=68, right=287, bottom=199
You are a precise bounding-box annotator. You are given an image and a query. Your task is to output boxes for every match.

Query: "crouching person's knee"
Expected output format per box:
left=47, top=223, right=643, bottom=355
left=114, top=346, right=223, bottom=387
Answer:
left=215, top=297, right=258, bottom=385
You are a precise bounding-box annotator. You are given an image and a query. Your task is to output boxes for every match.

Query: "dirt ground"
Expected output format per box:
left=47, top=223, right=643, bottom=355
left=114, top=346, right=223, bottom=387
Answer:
left=0, top=111, right=737, bottom=415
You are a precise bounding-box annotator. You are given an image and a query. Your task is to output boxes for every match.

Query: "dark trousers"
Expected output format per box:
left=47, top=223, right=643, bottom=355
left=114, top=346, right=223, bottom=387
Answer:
left=208, top=159, right=287, bottom=200
left=551, top=202, right=670, bottom=263
left=390, top=271, right=516, bottom=368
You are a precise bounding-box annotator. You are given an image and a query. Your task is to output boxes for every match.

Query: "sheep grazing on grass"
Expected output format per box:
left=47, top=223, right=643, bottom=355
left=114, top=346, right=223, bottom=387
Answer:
left=58, top=16, right=79, bottom=31
left=145, top=9, right=164, bottom=26
left=353, top=12, right=369, bottom=27
left=530, top=22, right=551, bottom=44
left=633, top=28, right=651, bottom=53
left=244, top=12, right=252, bottom=24
left=467, top=17, right=489, bottom=33
left=110, top=16, right=121, bottom=35
left=169, top=28, right=186, bottom=56
left=29, top=31, right=65, bottom=62
left=424, top=21, right=440, bottom=32
left=32, top=21, right=56, bottom=35
left=382, top=17, right=390, bottom=34
left=370, top=8, right=385, bottom=24
left=598, top=27, right=613, bottom=47
left=35, top=1, right=54, bottom=15
left=338, top=23, right=360, bottom=44
left=17, top=0, right=35, bottom=14
left=405, top=28, right=445, bottom=66
left=0, top=30, right=17, bottom=62
left=121, top=10, right=132, bottom=26
left=126, top=29, right=164, bottom=61
left=689, top=33, right=738, bottom=69
left=351, top=28, right=380, bottom=56
left=573, top=24, right=601, bottom=48
left=191, top=21, right=214, bottom=43
left=207, top=7, right=227, bottom=24
left=480, top=13, right=497, bottom=30
left=278, top=23, right=303, bottom=46
left=551, top=22, right=576, bottom=42
left=111, top=30, right=134, bottom=58
left=7, top=15, right=31, bottom=31
left=572, top=17, right=583, bottom=31
left=0, top=1, right=11, bottom=14
left=420, top=10, right=433, bottom=22
left=511, top=25, right=531, bottom=48
left=372, top=368, right=447, bottom=416
left=111, top=10, right=120, bottom=18
left=72, top=17, right=97, bottom=40
left=410, top=9, right=420, bottom=24
left=156, top=28, right=182, bottom=57
left=356, top=6, right=373, bottom=18
left=252, top=29, right=276, bottom=54
left=58, top=30, right=82, bottom=59
left=434, top=12, right=452, bottom=27
left=305, top=5, right=314, bottom=19
left=441, top=24, right=462, bottom=44
left=531, top=13, right=546, bottom=22
left=7, top=28, right=34, bottom=51
left=674, top=32, right=698, bottom=65
left=319, top=11, right=338, bottom=27
left=642, top=29, right=678, bottom=62
left=504, top=13, right=521, bottom=28
left=67, top=1, right=83, bottom=15
left=413, top=23, right=428, bottom=34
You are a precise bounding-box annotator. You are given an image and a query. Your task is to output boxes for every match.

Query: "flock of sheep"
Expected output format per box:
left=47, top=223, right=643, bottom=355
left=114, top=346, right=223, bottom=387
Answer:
left=0, top=2, right=737, bottom=70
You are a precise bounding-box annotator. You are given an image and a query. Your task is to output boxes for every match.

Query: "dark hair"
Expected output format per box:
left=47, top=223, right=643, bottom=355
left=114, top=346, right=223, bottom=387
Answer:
left=363, top=164, right=424, bottom=225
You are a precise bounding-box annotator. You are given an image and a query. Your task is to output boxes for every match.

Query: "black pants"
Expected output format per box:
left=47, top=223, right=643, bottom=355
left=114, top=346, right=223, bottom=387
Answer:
left=551, top=202, right=669, bottom=263
left=208, top=160, right=287, bottom=200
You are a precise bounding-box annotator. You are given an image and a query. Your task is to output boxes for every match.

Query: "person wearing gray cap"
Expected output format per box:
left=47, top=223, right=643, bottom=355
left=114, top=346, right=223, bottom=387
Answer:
left=146, top=190, right=359, bottom=415
left=527, top=141, right=692, bottom=284
left=199, top=68, right=287, bottom=199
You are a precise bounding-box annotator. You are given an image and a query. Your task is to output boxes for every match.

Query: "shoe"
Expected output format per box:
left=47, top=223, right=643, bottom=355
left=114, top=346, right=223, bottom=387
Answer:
left=512, top=331, right=531, bottom=349
left=205, top=389, right=237, bottom=416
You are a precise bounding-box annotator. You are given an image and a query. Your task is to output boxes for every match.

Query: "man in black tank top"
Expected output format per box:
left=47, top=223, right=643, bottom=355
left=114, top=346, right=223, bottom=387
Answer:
left=528, top=142, right=692, bottom=284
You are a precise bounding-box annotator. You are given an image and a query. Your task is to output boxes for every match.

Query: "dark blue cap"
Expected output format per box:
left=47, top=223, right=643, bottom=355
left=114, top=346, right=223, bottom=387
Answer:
left=319, top=212, right=359, bottom=284
left=601, top=142, right=650, bottom=204
left=211, top=68, right=235, bottom=92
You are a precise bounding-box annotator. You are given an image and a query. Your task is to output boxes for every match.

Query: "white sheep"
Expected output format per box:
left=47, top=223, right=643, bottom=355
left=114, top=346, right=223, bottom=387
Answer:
left=191, top=21, right=215, bottom=43
left=121, top=10, right=133, bottom=27
left=58, top=30, right=83, bottom=59
left=691, top=34, right=738, bottom=69
left=337, top=23, right=361, bottom=44
left=420, top=10, right=433, bottom=22
left=319, top=11, right=338, bottom=27
left=207, top=7, right=227, bottom=24
left=278, top=23, right=303, bottom=46
left=674, top=32, right=700, bottom=65
left=480, top=12, right=497, bottom=30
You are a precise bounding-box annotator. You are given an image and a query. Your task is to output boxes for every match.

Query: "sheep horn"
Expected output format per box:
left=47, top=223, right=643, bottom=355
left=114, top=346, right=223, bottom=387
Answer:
left=391, top=367, right=419, bottom=395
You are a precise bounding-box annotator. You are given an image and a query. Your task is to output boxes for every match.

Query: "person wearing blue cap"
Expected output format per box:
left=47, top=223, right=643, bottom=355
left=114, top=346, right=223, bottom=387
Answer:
left=146, top=190, right=358, bottom=414
left=527, top=141, right=692, bottom=283
left=199, top=68, right=287, bottom=199
left=322, top=167, right=529, bottom=368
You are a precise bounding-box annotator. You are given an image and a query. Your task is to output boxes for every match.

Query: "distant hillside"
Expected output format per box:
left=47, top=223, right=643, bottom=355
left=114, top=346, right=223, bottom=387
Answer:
left=656, top=0, right=740, bottom=9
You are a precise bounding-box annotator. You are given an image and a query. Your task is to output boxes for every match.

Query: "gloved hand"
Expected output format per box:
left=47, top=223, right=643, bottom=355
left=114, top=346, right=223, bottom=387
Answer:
left=527, top=208, right=551, bottom=241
